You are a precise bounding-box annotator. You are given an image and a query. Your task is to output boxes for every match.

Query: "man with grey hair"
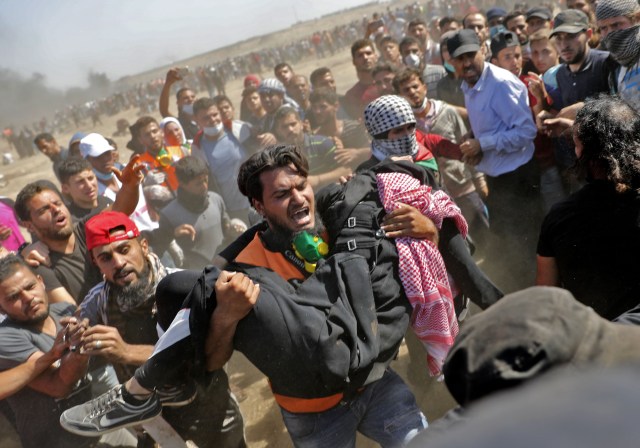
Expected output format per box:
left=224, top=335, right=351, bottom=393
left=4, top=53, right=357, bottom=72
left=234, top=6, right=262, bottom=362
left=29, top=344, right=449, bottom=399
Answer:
left=596, top=0, right=640, bottom=111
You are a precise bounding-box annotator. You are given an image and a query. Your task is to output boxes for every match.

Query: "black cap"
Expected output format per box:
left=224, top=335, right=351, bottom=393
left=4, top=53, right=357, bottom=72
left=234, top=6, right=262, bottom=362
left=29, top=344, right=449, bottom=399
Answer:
left=490, top=31, right=520, bottom=57
left=551, top=9, right=589, bottom=36
left=447, top=29, right=481, bottom=58
left=486, top=7, right=507, bottom=22
left=526, top=6, right=552, bottom=21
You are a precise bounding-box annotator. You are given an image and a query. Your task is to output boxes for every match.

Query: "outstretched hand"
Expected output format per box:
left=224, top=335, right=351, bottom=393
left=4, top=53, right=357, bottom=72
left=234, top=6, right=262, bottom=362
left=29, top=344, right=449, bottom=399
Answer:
left=113, top=154, right=145, bottom=188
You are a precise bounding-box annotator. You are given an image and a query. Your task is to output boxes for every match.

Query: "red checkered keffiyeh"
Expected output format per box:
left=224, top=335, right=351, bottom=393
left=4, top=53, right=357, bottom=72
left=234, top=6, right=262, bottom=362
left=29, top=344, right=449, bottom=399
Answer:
left=376, top=172, right=468, bottom=375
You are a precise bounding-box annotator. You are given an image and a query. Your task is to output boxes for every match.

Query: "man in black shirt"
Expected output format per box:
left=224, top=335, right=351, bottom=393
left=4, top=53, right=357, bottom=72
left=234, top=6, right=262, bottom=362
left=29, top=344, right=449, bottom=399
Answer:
left=551, top=10, right=617, bottom=110
left=536, top=96, right=640, bottom=320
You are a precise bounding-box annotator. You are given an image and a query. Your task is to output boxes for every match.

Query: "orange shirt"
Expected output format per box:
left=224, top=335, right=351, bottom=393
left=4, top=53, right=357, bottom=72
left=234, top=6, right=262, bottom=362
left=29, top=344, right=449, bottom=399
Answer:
left=138, top=145, right=184, bottom=191
left=235, top=233, right=305, bottom=282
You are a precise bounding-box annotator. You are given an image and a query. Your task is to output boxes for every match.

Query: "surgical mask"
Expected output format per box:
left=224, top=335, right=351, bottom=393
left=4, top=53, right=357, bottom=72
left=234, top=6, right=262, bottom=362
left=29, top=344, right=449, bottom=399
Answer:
left=444, top=61, right=455, bottom=73
left=203, top=122, right=224, bottom=137
left=371, top=133, right=418, bottom=161
left=181, top=103, right=194, bottom=115
left=94, top=169, right=114, bottom=181
left=404, top=53, right=421, bottom=68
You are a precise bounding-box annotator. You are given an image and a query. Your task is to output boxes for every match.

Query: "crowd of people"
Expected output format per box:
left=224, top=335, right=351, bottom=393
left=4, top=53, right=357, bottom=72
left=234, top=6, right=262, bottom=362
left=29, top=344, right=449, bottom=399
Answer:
left=1, top=0, right=640, bottom=446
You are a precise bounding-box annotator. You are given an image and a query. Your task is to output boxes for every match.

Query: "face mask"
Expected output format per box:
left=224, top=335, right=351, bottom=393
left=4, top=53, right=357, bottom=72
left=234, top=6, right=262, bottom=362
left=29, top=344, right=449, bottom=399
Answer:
left=371, top=133, right=418, bottom=161
left=181, top=103, right=194, bottom=116
left=203, top=122, right=224, bottom=137
left=413, top=97, right=429, bottom=115
left=94, top=169, right=114, bottom=181
left=404, top=53, right=421, bottom=68
left=444, top=61, right=455, bottom=73
left=603, top=25, right=640, bottom=66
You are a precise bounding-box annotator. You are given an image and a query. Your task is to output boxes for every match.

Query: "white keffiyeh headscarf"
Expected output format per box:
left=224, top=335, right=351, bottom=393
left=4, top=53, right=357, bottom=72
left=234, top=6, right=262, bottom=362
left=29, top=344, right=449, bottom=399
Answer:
left=364, top=95, right=419, bottom=161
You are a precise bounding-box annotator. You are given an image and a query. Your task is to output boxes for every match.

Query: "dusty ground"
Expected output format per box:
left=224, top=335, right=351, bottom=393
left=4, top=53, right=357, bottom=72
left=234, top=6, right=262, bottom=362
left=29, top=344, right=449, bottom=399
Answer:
left=0, top=1, right=461, bottom=446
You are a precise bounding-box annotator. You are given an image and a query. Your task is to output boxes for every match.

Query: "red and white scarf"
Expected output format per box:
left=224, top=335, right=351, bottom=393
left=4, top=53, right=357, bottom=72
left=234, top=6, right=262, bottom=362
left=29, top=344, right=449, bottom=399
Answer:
left=376, top=172, right=468, bottom=375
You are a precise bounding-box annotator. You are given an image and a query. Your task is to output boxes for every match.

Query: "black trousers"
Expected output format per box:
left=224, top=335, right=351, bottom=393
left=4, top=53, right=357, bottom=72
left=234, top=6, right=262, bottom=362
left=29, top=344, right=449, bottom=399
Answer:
left=484, top=159, right=543, bottom=293
left=136, top=270, right=246, bottom=448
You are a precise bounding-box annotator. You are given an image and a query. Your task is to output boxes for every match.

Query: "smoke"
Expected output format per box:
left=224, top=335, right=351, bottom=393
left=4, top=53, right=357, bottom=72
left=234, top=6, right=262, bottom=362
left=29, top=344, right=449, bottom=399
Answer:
left=0, top=68, right=114, bottom=128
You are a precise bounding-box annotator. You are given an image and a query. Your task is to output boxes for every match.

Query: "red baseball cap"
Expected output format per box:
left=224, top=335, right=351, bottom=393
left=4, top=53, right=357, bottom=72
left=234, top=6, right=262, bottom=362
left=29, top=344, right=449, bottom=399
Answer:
left=85, top=211, right=140, bottom=251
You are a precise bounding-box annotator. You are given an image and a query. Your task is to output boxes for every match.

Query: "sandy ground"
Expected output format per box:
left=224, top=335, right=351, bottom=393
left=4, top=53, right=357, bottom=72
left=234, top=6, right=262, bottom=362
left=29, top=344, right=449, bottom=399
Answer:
left=0, top=1, right=462, bottom=446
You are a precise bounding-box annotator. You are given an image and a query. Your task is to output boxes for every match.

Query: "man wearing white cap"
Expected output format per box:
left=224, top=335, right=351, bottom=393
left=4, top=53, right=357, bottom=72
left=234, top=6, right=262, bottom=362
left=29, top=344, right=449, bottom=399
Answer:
left=80, top=133, right=157, bottom=232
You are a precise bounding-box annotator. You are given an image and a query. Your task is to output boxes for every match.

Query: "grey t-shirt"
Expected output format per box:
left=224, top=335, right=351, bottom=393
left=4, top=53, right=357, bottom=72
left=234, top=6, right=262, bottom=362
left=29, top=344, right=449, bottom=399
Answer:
left=0, top=302, right=96, bottom=448
left=158, top=192, right=229, bottom=269
left=197, top=131, right=249, bottom=212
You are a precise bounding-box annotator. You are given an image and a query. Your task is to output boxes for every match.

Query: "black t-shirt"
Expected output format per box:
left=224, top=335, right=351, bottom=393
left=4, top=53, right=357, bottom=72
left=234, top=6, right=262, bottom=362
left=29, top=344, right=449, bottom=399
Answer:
left=537, top=181, right=640, bottom=319
left=66, top=195, right=112, bottom=223
left=178, top=111, right=200, bottom=140
left=36, top=213, right=103, bottom=303
left=555, top=49, right=617, bottom=109
left=35, top=264, right=63, bottom=291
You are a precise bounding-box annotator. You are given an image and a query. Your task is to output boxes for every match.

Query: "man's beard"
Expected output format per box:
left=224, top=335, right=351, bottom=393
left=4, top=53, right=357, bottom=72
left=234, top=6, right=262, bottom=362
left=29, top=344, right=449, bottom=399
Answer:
left=110, top=262, right=153, bottom=312
left=22, top=304, right=49, bottom=326
left=43, top=223, right=73, bottom=241
left=565, top=45, right=587, bottom=65
left=265, top=211, right=325, bottom=252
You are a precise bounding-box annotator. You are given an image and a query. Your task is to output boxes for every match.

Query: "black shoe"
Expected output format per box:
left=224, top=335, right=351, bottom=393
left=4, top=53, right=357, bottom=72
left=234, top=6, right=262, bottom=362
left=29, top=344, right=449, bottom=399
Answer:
left=60, top=385, right=161, bottom=436
left=156, top=380, right=198, bottom=407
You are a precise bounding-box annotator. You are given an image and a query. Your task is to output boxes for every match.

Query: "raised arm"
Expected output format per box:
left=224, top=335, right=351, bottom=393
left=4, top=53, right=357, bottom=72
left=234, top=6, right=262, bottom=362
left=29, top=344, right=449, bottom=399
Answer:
left=111, top=154, right=144, bottom=215
left=159, top=68, right=182, bottom=118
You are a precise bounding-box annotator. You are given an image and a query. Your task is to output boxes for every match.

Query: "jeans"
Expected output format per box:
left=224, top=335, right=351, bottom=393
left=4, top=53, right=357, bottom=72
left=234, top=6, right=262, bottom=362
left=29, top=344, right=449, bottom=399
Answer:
left=280, top=369, right=427, bottom=448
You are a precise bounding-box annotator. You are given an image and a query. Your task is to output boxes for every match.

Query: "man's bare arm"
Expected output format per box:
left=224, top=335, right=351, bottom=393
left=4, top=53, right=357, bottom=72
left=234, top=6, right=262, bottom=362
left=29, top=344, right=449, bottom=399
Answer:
left=536, top=255, right=560, bottom=286
left=0, top=326, right=69, bottom=400
left=159, top=68, right=182, bottom=118
left=308, top=166, right=353, bottom=190
left=110, top=154, right=144, bottom=216
left=28, top=317, right=90, bottom=398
